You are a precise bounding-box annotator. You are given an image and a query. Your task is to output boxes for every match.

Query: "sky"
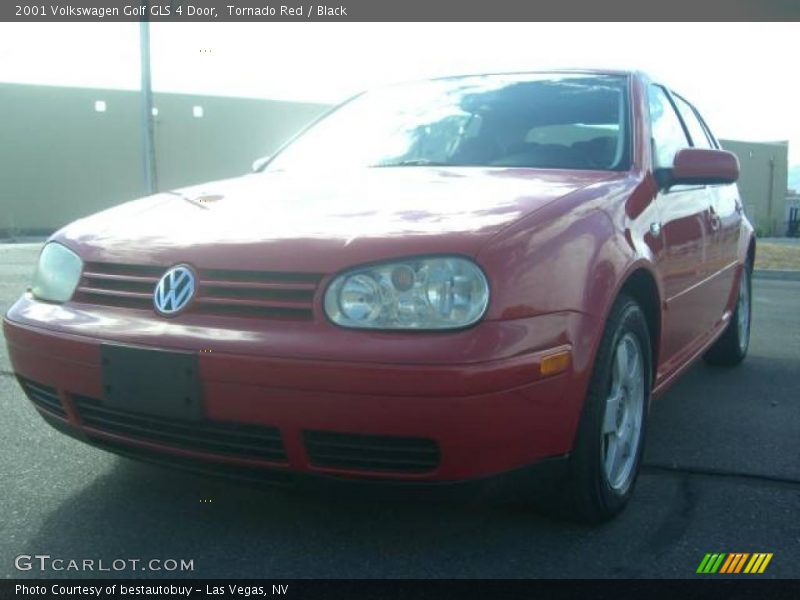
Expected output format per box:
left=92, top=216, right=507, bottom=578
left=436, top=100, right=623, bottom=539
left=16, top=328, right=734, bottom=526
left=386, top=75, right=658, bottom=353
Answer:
left=0, top=22, right=798, bottom=164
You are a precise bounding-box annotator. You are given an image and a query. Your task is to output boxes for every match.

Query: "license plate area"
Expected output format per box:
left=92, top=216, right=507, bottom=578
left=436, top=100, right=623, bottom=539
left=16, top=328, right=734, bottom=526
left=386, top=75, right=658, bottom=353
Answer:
left=101, top=344, right=203, bottom=421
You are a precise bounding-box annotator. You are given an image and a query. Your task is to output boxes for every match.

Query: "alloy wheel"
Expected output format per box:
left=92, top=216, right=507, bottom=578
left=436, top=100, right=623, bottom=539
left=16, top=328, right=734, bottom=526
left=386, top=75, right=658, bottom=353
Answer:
left=737, top=271, right=751, bottom=353
left=601, top=332, right=645, bottom=491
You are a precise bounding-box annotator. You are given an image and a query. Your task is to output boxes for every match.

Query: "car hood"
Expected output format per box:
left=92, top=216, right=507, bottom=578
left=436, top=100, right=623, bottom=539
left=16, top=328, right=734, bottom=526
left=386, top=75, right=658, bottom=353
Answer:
left=55, top=168, right=620, bottom=272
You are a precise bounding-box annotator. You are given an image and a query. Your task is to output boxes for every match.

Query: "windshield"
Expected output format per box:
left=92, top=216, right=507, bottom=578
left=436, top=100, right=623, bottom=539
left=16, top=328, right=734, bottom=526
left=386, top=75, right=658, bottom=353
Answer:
left=267, top=73, right=631, bottom=172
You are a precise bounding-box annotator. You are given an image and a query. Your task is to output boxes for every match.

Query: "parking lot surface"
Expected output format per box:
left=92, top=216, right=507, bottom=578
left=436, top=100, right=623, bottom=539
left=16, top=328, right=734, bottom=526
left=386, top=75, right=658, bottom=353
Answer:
left=1, top=243, right=798, bottom=578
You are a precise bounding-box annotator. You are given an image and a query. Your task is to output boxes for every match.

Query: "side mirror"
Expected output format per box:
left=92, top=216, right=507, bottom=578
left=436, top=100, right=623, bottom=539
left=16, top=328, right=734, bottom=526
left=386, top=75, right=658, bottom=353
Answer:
left=252, top=155, right=271, bottom=173
left=658, top=148, right=739, bottom=189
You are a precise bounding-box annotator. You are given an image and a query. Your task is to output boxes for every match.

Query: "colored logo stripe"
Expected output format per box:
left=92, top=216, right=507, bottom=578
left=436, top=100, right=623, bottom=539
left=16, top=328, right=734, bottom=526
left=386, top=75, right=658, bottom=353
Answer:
left=744, top=553, right=773, bottom=574
left=720, top=553, right=749, bottom=573
left=697, top=553, right=726, bottom=573
left=697, top=553, right=773, bottom=574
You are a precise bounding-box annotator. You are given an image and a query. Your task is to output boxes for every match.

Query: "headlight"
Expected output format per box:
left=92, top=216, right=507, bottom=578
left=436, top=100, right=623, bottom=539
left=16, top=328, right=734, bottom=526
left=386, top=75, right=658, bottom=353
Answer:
left=324, top=256, right=490, bottom=330
left=31, top=242, right=83, bottom=303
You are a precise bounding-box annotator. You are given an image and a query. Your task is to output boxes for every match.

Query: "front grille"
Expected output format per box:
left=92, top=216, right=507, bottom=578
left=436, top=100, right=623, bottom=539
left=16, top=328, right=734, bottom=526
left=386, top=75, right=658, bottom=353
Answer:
left=19, top=377, right=67, bottom=418
left=304, top=430, right=441, bottom=473
left=88, top=436, right=294, bottom=486
left=73, top=261, right=323, bottom=320
left=74, top=395, right=287, bottom=462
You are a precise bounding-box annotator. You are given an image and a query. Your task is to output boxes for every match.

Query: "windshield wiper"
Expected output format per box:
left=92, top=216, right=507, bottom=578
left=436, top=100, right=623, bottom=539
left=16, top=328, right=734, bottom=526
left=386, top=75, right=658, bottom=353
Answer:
left=372, top=159, right=455, bottom=167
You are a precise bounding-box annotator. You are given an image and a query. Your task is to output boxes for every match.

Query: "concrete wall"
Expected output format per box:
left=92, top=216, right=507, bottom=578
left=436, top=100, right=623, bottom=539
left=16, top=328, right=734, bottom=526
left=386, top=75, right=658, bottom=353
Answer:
left=0, top=83, right=328, bottom=236
left=719, top=139, right=789, bottom=236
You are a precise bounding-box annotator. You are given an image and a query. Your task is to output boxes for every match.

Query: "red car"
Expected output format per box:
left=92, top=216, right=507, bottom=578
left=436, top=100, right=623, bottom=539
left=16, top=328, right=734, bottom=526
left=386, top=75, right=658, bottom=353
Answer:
left=4, top=70, right=753, bottom=521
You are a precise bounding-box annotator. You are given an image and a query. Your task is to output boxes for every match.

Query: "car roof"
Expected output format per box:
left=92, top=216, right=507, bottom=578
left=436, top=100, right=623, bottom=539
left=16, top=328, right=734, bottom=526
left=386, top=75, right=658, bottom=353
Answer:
left=427, top=68, right=640, bottom=81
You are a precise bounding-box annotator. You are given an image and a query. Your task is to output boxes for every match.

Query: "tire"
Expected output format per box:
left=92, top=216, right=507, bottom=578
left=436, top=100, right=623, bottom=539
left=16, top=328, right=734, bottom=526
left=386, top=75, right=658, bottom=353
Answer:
left=565, top=295, right=652, bottom=523
left=703, top=263, right=752, bottom=367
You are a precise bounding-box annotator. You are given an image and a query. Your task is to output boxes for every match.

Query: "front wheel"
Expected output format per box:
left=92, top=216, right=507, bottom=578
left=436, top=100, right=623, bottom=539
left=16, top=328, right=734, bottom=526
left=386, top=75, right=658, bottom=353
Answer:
left=703, top=264, right=752, bottom=366
left=565, top=295, right=652, bottom=522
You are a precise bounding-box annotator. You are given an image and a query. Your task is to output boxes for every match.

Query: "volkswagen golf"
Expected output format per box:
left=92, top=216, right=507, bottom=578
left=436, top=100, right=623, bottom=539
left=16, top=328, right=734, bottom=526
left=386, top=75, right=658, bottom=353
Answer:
left=3, top=70, right=754, bottom=521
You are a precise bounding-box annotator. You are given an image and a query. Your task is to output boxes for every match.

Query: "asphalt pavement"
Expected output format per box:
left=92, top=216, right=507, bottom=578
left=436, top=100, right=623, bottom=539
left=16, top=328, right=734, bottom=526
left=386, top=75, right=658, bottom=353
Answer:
left=1, top=243, right=798, bottom=579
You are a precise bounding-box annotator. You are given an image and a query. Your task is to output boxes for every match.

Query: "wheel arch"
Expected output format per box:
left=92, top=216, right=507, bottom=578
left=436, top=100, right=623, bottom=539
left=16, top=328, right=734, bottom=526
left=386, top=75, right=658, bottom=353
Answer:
left=617, top=267, right=662, bottom=379
left=590, top=261, right=663, bottom=386
left=747, top=235, right=756, bottom=268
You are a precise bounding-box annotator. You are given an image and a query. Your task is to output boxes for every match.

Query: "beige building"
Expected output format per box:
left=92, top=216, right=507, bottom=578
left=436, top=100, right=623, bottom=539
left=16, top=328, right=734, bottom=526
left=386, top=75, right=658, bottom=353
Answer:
left=719, top=139, right=789, bottom=236
left=0, top=83, right=327, bottom=237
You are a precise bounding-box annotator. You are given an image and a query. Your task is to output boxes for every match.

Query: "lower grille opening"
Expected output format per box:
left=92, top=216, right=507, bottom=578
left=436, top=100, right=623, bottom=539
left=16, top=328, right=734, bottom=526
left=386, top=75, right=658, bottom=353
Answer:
left=304, top=430, right=440, bottom=474
left=73, top=395, right=287, bottom=463
left=88, top=436, right=294, bottom=486
left=18, top=377, right=68, bottom=419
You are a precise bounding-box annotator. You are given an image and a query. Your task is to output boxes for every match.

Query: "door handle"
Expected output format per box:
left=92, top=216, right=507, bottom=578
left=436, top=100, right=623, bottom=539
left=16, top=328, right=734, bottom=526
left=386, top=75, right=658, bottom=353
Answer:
left=708, top=206, right=721, bottom=231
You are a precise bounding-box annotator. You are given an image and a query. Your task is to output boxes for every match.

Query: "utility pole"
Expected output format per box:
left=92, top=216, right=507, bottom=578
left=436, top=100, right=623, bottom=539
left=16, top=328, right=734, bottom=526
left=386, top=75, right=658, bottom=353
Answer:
left=140, top=15, right=158, bottom=195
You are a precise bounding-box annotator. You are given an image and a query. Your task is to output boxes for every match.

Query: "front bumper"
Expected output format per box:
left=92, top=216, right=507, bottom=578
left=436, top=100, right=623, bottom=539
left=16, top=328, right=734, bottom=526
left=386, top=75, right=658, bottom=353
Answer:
left=4, top=295, right=597, bottom=482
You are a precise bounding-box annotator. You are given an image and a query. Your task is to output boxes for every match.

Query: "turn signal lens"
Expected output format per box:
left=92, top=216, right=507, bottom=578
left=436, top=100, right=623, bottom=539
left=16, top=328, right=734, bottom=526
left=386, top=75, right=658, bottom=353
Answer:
left=540, top=350, right=571, bottom=377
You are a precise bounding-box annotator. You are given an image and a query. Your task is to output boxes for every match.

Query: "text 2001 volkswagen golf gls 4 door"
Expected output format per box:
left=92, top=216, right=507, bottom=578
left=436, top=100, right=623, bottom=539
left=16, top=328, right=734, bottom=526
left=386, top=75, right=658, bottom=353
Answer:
left=4, top=70, right=753, bottom=521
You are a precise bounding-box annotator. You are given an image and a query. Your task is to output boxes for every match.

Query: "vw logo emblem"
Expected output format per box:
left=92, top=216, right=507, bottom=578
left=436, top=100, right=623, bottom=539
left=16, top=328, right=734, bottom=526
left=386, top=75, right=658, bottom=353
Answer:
left=154, top=265, right=196, bottom=316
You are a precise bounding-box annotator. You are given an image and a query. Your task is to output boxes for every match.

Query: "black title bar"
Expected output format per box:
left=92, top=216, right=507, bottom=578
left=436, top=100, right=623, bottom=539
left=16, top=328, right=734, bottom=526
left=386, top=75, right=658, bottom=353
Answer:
left=3, top=580, right=800, bottom=600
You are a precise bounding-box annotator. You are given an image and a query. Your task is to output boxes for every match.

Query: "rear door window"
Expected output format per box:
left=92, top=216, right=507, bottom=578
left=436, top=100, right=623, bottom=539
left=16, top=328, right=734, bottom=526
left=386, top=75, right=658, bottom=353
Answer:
left=672, top=95, right=713, bottom=149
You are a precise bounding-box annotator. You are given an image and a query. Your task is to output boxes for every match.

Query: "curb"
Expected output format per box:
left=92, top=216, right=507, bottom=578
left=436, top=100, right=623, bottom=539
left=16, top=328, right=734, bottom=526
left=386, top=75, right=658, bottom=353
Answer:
left=753, top=269, right=800, bottom=281
left=0, top=238, right=48, bottom=246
